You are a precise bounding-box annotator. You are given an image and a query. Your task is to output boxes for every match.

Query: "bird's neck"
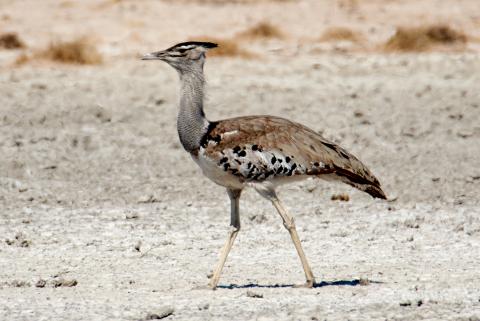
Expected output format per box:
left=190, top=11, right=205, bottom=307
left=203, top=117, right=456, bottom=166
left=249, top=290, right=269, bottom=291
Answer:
left=177, top=67, right=210, bottom=153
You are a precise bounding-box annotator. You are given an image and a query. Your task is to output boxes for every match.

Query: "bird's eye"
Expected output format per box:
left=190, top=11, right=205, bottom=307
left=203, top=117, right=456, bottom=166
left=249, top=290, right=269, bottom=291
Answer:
left=178, top=48, right=187, bottom=54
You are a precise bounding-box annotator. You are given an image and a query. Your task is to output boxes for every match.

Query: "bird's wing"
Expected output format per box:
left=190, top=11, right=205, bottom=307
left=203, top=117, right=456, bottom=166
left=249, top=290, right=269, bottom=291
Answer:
left=200, top=115, right=386, bottom=199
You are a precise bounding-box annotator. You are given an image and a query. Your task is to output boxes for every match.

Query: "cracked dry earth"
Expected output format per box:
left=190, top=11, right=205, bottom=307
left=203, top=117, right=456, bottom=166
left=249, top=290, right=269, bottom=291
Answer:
left=1, top=53, right=480, bottom=320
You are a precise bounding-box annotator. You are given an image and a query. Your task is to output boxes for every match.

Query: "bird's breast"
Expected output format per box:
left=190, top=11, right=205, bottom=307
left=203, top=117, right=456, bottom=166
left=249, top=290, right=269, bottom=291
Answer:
left=191, top=148, right=246, bottom=189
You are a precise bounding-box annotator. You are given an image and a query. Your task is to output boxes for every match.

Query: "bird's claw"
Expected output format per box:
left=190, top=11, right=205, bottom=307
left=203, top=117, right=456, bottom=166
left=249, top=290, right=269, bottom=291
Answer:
left=192, top=284, right=217, bottom=291
left=293, top=279, right=315, bottom=288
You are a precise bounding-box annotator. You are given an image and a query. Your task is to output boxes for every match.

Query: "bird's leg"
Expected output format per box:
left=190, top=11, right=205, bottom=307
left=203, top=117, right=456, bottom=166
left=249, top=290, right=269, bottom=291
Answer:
left=208, top=188, right=242, bottom=290
left=271, top=198, right=316, bottom=288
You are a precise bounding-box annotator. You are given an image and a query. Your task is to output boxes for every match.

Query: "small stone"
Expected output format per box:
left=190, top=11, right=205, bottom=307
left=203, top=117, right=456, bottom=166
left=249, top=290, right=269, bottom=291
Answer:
left=197, top=303, right=209, bottom=310
left=145, top=307, right=174, bottom=320
left=359, top=278, right=370, bottom=286
left=331, top=193, right=349, bottom=202
left=246, top=290, right=263, bottom=298
left=457, top=131, right=473, bottom=138
left=126, top=212, right=139, bottom=220
left=52, top=278, right=77, bottom=287
left=387, top=194, right=398, bottom=202
left=137, top=194, right=160, bottom=204
left=19, top=240, right=31, bottom=247
left=134, top=241, right=142, bottom=252
left=35, top=279, right=47, bottom=288
left=400, top=300, right=412, bottom=307
left=249, top=214, right=268, bottom=224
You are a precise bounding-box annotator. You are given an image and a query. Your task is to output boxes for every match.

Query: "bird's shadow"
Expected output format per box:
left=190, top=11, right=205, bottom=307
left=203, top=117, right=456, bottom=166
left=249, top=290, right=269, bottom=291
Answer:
left=217, top=279, right=382, bottom=289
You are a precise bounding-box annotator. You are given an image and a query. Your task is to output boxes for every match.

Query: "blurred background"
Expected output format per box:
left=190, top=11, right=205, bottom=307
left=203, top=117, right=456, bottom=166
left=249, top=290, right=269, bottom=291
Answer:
left=0, top=0, right=479, bottom=66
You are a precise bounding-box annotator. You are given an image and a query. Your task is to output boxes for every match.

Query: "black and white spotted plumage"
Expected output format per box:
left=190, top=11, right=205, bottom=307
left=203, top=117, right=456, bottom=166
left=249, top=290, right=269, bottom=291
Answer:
left=193, top=115, right=386, bottom=199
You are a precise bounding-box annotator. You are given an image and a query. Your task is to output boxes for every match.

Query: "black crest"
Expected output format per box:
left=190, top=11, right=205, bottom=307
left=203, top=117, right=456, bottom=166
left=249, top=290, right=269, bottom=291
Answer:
left=168, top=41, right=218, bottom=51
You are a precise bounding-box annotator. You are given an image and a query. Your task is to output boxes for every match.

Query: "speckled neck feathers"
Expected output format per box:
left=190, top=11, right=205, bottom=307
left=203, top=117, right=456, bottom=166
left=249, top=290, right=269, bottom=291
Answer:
left=176, top=64, right=210, bottom=153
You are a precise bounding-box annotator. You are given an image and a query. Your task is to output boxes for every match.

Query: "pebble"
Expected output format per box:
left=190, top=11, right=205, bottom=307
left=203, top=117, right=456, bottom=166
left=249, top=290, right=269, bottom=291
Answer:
left=246, top=290, right=263, bottom=298
left=52, top=278, right=78, bottom=287
left=145, top=307, right=174, bottom=320
left=35, top=279, right=47, bottom=288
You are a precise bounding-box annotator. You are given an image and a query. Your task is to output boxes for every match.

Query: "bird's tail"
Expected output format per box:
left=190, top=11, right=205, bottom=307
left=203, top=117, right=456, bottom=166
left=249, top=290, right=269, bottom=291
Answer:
left=333, top=165, right=387, bottom=199
left=348, top=181, right=387, bottom=199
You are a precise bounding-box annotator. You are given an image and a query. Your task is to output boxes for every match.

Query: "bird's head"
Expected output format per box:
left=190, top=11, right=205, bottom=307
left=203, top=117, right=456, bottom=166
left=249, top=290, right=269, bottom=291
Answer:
left=141, top=41, right=218, bottom=72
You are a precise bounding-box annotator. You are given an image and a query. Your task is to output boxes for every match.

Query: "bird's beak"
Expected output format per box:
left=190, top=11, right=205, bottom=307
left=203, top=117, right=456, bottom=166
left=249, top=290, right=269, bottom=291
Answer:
left=141, top=50, right=166, bottom=60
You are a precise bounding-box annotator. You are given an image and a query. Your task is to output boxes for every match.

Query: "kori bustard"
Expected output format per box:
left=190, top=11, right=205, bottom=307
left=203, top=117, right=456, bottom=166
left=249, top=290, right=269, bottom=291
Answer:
left=142, top=42, right=386, bottom=289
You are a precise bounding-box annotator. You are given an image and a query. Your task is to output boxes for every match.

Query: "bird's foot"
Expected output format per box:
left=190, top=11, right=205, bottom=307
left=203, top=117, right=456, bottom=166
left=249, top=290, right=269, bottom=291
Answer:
left=293, top=279, right=315, bottom=288
left=192, top=284, right=217, bottom=291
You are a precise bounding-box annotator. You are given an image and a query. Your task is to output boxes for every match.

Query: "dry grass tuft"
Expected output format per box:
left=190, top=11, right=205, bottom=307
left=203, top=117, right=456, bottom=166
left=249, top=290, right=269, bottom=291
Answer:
left=384, top=25, right=467, bottom=52
left=190, top=36, right=254, bottom=58
left=0, top=32, right=25, bottom=49
left=237, top=22, right=284, bottom=39
left=319, top=27, right=362, bottom=43
left=40, top=37, right=103, bottom=64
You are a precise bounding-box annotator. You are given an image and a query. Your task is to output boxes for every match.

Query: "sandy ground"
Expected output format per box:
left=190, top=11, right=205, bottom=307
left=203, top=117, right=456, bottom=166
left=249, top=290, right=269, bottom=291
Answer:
left=1, top=1, right=480, bottom=320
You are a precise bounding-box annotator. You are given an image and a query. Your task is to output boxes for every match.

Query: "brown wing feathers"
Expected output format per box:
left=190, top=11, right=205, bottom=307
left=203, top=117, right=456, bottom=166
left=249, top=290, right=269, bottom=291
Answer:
left=202, top=116, right=386, bottom=199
